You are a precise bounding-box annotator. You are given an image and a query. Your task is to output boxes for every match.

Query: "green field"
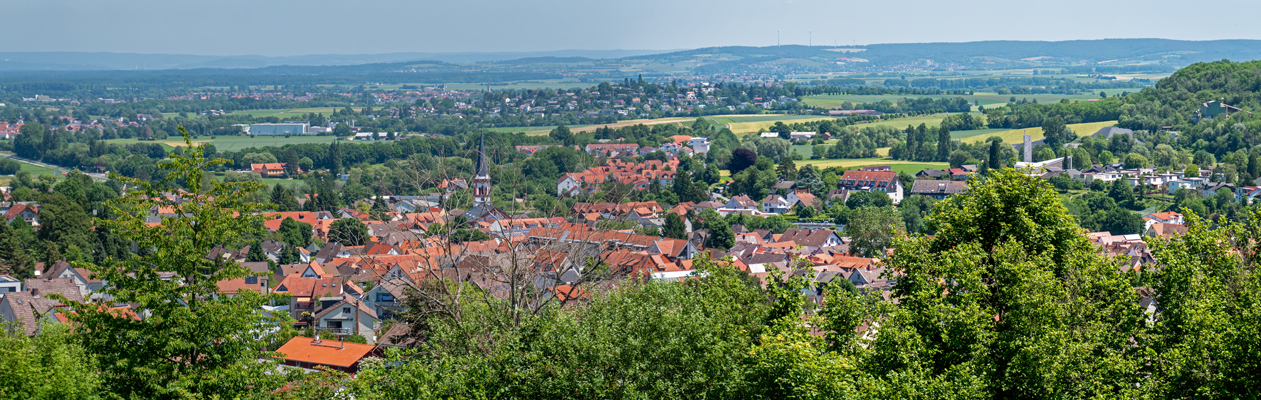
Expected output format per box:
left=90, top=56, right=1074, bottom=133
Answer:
left=951, top=128, right=1010, bottom=139
left=795, top=158, right=948, bottom=171
left=959, top=121, right=1117, bottom=144
left=104, top=135, right=341, bottom=151
left=227, top=107, right=370, bottom=119
left=486, top=124, right=596, bottom=135
left=707, top=114, right=831, bottom=124
left=802, top=92, right=1106, bottom=111
left=3, top=157, right=57, bottom=176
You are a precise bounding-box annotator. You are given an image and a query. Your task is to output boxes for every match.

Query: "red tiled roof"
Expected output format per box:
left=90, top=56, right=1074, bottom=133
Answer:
left=275, top=336, right=378, bottom=369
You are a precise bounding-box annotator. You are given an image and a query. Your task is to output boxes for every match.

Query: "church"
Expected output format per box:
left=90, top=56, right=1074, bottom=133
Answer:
left=462, top=135, right=509, bottom=223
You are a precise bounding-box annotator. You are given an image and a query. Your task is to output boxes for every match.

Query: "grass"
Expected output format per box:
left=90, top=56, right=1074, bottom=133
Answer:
left=104, top=135, right=341, bottom=151
left=521, top=117, right=698, bottom=136
left=959, top=121, right=1118, bottom=144
left=801, top=92, right=1108, bottom=110
left=4, top=157, right=57, bottom=176
left=726, top=117, right=836, bottom=134
left=707, top=115, right=831, bottom=124
left=227, top=107, right=371, bottom=119
left=720, top=158, right=947, bottom=178
left=951, top=128, right=1010, bottom=139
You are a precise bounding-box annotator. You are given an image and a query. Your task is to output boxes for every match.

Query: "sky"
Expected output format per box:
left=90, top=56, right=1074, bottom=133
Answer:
left=4, top=0, right=1261, bottom=56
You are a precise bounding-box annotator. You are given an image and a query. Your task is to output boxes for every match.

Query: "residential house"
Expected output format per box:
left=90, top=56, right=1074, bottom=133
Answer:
left=778, top=228, right=843, bottom=253
left=1143, top=211, right=1183, bottom=231
left=275, top=336, right=382, bottom=373
left=786, top=190, right=817, bottom=210
left=313, top=294, right=379, bottom=342
left=43, top=261, right=104, bottom=299
left=909, top=180, right=968, bottom=200
left=761, top=194, right=791, bottom=214
left=837, top=170, right=904, bottom=204
left=251, top=163, right=296, bottom=177
left=0, top=275, right=19, bottom=295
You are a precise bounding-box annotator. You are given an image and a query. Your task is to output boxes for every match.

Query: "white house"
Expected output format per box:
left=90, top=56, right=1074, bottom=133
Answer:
left=689, top=137, right=710, bottom=155
left=313, top=294, right=379, bottom=343
left=761, top=195, right=790, bottom=214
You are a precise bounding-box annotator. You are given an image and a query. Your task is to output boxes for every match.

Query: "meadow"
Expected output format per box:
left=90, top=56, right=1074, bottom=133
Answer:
left=226, top=107, right=371, bottom=119
left=958, top=120, right=1117, bottom=144
left=104, top=135, right=341, bottom=151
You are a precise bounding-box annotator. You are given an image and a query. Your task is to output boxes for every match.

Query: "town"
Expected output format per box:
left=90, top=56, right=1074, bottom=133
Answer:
left=3, top=17, right=1261, bottom=399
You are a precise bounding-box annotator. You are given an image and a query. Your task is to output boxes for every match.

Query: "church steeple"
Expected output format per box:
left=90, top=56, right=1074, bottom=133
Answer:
left=472, top=134, right=491, bottom=205
left=475, top=134, right=489, bottom=179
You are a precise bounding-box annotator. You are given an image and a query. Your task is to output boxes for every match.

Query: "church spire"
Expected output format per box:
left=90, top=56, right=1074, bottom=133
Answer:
left=476, top=134, right=489, bottom=178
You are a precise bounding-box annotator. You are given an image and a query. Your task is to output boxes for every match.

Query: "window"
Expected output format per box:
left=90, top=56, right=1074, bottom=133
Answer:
left=343, top=307, right=351, bottom=314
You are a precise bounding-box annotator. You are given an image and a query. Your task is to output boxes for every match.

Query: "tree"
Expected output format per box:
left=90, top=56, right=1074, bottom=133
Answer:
left=1041, top=116, right=1069, bottom=148
left=0, top=324, right=102, bottom=398
left=1145, top=208, right=1261, bottom=398
left=846, top=206, right=904, bottom=257
left=246, top=240, right=267, bottom=262
left=270, top=184, right=300, bottom=211
left=35, top=194, right=93, bottom=254
left=329, top=140, right=343, bottom=175
left=333, top=123, right=351, bottom=136
left=728, top=148, right=758, bottom=174
left=937, top=124, right=951, bottom=161
left=989, top=138, right=1002, bottom=169
left=701, top=209, right=735, bottom=249
left=549, top=125, right=573, bottom=145
left=663, top=212, right=687, bottom=240
left=61, top=127, right=292, bottom=397
left=1184, top=163, right=1200, bottom=178
left=776, top=157, right=798, bottom=181
left=1101, top=207, right=1143, bottom=234
left=1108, top=180, right=1138, bottom=210
left=329, top=218, right=370, bottom=246
left=949, top=150, right=970, bottom=168
left=771, top=121, right=791, bottom=140
left=880, top=168, right=1147, bottom=398
left=278, top=217, right=313, bottom=248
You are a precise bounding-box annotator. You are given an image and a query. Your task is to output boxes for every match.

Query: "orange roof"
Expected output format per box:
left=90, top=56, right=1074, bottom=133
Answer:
left=261, top=212, right=320, bottom=231
left=275, top=336, right=378, bottom=368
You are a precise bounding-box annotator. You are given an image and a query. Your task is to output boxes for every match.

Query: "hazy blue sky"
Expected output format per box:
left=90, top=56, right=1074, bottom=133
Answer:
left=5, top=0, right=1260, bottom=55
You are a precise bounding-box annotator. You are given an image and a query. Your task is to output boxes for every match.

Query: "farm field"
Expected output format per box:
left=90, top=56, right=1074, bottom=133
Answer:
left=959, top=120, right=1117, bottom=144
left=796, top=158, right=948, bottom=171
left=720, top=159, right=945, bottom=177
left=951, top=128, right=1009, bottom=139
left=707, top=114, right=829, bottom=124
left=104, top=135, right=340, bottom=151
left=445, top=80, right=594, bottom=90
left=725, top=117, right=837, bottom=134
left=227, top=107, right=370, bottom=119
left=521, top=117, right=699, bottom=136
left=847, top=114, right=948, bottom=130
left=802, top=92, right=1106, bottom=111
left=486, top=125, right=595, bottom=135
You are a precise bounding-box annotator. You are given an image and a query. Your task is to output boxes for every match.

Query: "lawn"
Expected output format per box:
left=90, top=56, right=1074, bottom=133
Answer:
left=2, top=156, right=57, bottom=176
left=958, top=121, right=1117, bottom=144
left=104, top=135, right=341, bottom=151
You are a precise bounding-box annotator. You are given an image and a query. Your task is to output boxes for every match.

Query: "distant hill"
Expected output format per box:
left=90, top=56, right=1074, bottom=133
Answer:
left=0, top=50, right=674, bottom=71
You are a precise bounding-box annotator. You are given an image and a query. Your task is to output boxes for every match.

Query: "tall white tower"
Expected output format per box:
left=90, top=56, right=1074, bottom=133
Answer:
left=1023, top=132, right=1033, bottom=163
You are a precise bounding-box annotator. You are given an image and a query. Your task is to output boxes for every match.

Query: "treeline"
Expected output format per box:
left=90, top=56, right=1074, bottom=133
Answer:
left=985, top=98, right=1123, bottom=129
left=1063, top=64, right=1177, bottom=74
left=885, top=76, right=1149, bottom=92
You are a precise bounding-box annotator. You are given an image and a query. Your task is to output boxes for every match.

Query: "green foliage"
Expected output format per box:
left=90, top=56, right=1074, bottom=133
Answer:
left=61, top=127, right=293, bottom=397
left=701, top=209, right=735, bottom=249
left=1145, top=208, right=1261, bottom=397
left=329, top=218, right=370, bottom=246
left=0, top=325, right=101, bottom=399
left=846, top=206, right=904, bottom=257
left=278, top=217, right=313, bottom=248
left=662, top=212, right=687, bottom=240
